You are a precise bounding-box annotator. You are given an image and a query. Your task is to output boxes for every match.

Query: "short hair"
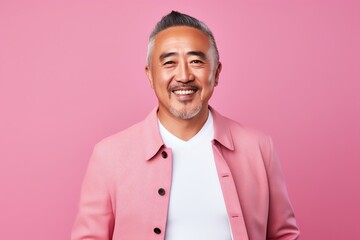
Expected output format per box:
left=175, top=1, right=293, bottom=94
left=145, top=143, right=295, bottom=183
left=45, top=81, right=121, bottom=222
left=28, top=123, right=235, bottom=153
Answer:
left=147, top=11, right=219, bottom=66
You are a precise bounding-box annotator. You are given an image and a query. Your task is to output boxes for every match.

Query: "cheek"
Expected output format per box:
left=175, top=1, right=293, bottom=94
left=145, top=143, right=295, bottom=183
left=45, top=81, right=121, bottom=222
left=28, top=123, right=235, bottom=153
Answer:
left=201, top=73, right=217, bottom=95
left=195, top=67, right=214, bottom=81
left=153, top=69, right=173, bottom=84
left=201, top=71, right=216, bottom=86
left=152, top=76, right=170, bottom=95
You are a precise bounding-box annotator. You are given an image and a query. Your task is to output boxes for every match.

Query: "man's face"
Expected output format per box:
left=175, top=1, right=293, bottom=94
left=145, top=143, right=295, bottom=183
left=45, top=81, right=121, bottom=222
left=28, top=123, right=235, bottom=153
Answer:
left=146, top=26, right=221, bottom=120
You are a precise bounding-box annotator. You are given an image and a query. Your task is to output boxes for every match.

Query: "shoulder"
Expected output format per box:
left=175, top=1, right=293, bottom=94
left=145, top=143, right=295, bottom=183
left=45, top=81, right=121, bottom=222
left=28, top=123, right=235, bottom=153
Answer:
left=93, top=118, right=147, bottom=155
left=212, top=108, right=274, bottom=167
left=90, top=108, right=163, bottom=163
left=224, top=115, right=266, bottom=137
left=212, top=108, right=270, bottom=146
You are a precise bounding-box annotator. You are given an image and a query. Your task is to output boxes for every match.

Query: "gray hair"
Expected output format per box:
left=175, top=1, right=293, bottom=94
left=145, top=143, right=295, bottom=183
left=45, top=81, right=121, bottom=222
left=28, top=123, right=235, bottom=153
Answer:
left=147, top=11, right=219, bottom=66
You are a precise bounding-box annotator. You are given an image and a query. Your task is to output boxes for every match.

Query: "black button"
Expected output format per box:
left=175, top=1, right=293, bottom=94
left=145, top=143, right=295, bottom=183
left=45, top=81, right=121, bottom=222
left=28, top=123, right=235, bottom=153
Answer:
left=154, top=227, right=161, bottom=234
left=161, top=151, right=168, bottom=158
left=158, top=188, right=166, bottom=196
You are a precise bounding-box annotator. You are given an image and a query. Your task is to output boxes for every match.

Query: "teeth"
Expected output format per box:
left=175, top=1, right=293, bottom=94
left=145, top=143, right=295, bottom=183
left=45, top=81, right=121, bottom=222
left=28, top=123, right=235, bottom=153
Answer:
left=174, top=90, right=195, bottom=95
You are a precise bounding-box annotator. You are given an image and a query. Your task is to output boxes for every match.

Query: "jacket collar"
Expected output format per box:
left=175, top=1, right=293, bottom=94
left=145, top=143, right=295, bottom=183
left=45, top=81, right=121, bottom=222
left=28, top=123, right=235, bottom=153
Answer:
left=143, top=106, right=235, bottom=161
left=210, top=106, right=235, bottom=151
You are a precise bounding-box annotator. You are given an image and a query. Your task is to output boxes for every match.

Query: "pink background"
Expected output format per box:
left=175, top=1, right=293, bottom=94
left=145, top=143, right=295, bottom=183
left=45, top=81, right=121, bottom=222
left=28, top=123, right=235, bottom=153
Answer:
left=1, top=0, right=359, bottom=239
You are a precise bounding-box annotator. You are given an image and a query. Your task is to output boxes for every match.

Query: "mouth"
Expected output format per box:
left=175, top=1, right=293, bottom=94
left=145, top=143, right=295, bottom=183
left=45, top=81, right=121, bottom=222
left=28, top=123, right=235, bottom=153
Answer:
left=170, top=86, right=199, bottom=101
left=173, top=89, right=197, bottom=95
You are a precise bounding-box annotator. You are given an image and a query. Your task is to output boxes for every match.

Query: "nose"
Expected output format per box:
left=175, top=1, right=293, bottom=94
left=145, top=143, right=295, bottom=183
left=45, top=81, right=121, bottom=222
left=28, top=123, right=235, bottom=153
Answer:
left=174, top=61, right=194, bottom=83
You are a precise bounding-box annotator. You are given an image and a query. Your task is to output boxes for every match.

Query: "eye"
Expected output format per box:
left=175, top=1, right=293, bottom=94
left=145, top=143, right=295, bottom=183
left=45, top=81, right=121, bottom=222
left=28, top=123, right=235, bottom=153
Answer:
left=190, top=59, right=204, bottom=64
left=163, top=60, right=175, bottom=66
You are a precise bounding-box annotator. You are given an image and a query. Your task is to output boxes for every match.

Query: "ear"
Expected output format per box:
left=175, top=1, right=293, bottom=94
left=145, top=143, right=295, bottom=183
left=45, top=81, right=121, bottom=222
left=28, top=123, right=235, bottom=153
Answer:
left=214, top=62, right=222, bottom=86
left=145, top=65, right=154, bottom=89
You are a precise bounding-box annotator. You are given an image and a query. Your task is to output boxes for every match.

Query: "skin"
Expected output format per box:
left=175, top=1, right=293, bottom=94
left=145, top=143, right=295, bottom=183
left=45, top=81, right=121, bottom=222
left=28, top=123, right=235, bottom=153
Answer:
left=145, top=26, right=222, bottom=141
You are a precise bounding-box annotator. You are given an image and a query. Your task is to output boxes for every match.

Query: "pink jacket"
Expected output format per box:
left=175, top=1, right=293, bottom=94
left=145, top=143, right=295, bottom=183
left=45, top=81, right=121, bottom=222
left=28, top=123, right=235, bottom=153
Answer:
left=71, top=107, right=300, bottom=240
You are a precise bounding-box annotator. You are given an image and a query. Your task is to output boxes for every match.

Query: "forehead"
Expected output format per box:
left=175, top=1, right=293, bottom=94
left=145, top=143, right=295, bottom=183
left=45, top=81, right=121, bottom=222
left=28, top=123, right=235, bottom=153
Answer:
left=152, top=26, right=211, bottom=54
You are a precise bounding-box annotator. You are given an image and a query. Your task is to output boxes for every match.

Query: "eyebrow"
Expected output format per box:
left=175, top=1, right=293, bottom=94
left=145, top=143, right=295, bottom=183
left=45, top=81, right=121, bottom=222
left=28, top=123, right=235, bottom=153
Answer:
left=159, top=52, right=177, bottom=61
left=159, top=51, right=208, bottom=61
left=187, top=51, right=207, bottom=60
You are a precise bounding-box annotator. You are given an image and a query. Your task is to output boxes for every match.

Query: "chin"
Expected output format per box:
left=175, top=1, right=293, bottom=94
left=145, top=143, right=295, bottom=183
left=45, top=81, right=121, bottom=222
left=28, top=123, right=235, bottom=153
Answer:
left=169, top=104, right=202, bottom=120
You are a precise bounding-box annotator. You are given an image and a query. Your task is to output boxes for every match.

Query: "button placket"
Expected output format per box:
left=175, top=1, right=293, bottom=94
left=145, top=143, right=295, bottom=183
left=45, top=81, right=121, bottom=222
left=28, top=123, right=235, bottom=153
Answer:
left=152, top=149, right=170, bottom=237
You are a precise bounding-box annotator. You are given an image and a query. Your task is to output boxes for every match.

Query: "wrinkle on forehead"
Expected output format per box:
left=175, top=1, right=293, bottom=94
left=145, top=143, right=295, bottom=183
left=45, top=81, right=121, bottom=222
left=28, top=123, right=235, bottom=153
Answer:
left=152, top=26, right=216, bottom=64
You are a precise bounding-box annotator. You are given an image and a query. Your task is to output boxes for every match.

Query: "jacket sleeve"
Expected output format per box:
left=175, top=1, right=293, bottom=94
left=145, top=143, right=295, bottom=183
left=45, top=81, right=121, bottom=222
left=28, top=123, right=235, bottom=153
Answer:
left=71, top=144, right=115, bottom=240
left=264, top=137, right=300, bottom=240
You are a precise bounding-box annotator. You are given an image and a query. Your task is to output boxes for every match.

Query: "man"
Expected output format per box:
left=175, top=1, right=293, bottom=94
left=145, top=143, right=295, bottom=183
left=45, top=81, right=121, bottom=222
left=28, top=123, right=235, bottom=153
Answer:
left=72, top=11, right=300, bottom=240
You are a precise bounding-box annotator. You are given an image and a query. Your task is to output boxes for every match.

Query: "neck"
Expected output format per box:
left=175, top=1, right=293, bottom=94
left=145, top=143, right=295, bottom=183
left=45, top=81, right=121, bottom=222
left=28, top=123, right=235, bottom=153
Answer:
left=158, top=107, right=209, bottom=141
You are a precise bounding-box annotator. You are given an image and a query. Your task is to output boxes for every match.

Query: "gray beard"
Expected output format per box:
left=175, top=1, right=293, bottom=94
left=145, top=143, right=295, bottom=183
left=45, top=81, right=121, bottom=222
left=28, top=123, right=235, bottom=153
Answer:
left=169, top=103, right=202, bottom=120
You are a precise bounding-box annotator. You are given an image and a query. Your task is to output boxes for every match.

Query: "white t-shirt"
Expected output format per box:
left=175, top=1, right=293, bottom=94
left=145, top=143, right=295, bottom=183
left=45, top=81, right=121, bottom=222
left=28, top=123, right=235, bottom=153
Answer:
left=159, top=112, right=232, bottom=240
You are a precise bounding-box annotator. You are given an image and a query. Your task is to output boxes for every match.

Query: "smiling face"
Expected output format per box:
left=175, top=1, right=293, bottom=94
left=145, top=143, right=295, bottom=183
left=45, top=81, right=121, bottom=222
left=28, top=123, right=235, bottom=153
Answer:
left=146, top=26, right=221, bottom=122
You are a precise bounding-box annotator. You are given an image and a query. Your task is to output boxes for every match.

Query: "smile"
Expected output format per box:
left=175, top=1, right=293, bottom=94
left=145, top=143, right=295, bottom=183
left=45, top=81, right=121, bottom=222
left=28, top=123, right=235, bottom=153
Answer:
left=173, top=89, right=196, bottom=95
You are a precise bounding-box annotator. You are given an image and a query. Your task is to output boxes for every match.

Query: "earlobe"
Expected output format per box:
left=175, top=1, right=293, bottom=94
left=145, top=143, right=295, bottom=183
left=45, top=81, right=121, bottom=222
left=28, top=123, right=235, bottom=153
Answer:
left=145, top=66, right=154, bottom=89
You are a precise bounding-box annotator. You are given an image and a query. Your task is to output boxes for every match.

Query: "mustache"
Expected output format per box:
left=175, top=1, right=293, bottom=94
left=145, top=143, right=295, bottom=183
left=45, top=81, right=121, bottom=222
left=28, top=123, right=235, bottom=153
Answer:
left=168, top=83, right=200, bottom=92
